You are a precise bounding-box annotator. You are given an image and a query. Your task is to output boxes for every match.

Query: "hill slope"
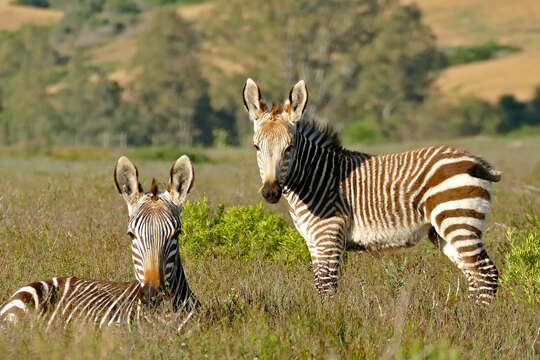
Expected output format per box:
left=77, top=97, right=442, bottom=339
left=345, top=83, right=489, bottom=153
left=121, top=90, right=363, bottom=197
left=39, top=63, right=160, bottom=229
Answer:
left=404, top=0, right=540, bottom=102
left=2, top=0, right=540, bottom=103
left=0, top=0, right=63, bottom=30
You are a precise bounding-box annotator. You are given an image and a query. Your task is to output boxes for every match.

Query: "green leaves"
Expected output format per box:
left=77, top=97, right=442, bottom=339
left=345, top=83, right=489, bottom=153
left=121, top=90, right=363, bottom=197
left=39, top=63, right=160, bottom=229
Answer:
left=179, top=198, right=309, bottom=264
left=501, top=218, right=540, bottom=304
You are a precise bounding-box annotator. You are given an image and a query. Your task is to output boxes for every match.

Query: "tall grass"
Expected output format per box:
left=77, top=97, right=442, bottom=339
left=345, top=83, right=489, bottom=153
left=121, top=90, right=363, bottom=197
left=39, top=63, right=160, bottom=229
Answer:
left=0, top=136, right=538, bottom=359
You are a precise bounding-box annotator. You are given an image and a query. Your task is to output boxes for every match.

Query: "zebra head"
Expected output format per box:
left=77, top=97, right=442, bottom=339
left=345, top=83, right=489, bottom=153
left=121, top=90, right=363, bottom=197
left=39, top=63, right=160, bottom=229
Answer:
left=114, top=155, right=194, bottom=304
left=243, top=78, right=309, bottom=203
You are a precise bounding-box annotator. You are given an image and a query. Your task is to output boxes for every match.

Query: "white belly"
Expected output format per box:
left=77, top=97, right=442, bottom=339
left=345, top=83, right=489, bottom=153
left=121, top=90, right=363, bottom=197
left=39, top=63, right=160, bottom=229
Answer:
left=346, top=222, right=430, bottom=251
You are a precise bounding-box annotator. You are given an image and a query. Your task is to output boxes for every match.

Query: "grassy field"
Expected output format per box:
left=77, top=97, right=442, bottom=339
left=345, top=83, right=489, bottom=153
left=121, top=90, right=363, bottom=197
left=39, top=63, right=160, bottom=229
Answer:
left=0, top=136, right=538, bottom=359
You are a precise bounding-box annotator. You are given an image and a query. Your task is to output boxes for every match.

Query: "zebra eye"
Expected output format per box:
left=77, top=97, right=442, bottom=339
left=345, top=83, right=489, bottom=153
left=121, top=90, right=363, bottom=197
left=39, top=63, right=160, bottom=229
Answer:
left=253, top=144, right=260, bottom=151
left=172, top=228, right=182, bottom=238
left=285, top=144, right=293, bottom=152
left=127, top=230, right=136, bottom=239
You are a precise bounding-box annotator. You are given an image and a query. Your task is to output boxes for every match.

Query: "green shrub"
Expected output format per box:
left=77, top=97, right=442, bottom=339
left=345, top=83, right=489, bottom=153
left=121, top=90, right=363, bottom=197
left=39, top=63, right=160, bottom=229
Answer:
left=341, top=118, right=381, bottom=144
left=179, top=198, right=309, bottom=264
left=11, top=0, right=50, bottom=7
left=129, top=145, right=211, bottom=163
left=506, top=125, right=540, bottom=138
left=500, top=217, right=540, bottom=304
left=443, top=41, right=520, bottom=67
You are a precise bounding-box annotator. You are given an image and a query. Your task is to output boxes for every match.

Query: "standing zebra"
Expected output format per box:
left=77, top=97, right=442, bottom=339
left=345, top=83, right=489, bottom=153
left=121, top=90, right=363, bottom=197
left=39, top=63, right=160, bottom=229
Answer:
left=0, top=155, right=199, bottom=328
left=243, top=79, right=501, bottom=304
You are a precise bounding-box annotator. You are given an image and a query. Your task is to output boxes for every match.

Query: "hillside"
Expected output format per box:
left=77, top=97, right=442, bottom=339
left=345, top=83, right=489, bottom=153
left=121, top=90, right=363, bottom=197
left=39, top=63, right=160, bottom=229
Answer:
left=2, top=0, right=540, bottom=103
left=403, top=0, right=540, bottom=102
left=0, top=0, right=63, bottom=30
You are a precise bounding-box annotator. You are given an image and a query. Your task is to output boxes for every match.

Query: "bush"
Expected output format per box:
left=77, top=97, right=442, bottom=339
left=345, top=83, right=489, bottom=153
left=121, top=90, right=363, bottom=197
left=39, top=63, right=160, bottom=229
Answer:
left=500, top=217, right=540, bottom=304
left=129, top=145, right=211, bottom=163
left=11, top=0, right=50, bottom=7
left=443, top=41, right=520, bottom=67
left=179, top=198, right=309, bottom=264
left=341, top=118, right=381, bottom=144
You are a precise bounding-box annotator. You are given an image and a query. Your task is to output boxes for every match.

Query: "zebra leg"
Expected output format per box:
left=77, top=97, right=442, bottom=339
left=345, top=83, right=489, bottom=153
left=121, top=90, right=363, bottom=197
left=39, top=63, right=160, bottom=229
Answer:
left=428, top=227, right=498, bottom=304
left=308, top=222, right=346, bottom=295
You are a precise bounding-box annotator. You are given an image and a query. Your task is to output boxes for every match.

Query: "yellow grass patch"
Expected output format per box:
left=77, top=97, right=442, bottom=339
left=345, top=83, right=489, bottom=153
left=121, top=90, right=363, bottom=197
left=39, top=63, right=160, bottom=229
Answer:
left=402, top=0, right=540, bottom=48
left=0, top=1, right=63, bottom=31
left=437, top=49, right=540, bottom=103
left=402, top=0, right=540, bottom=102
left=176, top=2, right=214, bottom=22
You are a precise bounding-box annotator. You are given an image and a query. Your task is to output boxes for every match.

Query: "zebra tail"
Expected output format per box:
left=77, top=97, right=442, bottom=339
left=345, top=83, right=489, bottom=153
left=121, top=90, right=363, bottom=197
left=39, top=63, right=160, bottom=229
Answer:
left=468, top=161, right=502, bottom=183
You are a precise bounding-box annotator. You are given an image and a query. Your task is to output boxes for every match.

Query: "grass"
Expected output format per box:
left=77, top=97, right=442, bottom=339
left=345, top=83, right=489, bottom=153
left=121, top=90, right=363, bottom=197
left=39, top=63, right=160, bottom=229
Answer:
left=401, top=0, right=540, bottom=103
left=0, top=136, right=539, bottom=358
left=0, top=0, right=62, bottom=31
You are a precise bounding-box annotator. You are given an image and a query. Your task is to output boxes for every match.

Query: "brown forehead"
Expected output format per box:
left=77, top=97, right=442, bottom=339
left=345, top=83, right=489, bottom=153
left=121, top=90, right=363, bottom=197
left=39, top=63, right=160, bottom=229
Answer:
left=256, top=116, right=292, bottom=137
left=139, top=194, right=180, bottom=217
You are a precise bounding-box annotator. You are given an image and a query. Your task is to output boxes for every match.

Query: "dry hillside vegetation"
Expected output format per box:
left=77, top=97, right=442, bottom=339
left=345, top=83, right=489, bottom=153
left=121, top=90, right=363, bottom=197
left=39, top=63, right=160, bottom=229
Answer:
left=97, top=0, right=540, bottom=102
left=437, top=50, right=540, bottom=103
left=0, top=0, right=63, bottom=31
left=4, top=0, right=538, bottom=103
left=403, top=0, right=540, bottom=102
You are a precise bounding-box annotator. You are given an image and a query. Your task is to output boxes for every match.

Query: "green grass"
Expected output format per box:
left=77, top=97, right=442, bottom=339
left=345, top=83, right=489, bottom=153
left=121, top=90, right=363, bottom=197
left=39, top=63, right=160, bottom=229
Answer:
left=0, top=136, right=539, bottom=359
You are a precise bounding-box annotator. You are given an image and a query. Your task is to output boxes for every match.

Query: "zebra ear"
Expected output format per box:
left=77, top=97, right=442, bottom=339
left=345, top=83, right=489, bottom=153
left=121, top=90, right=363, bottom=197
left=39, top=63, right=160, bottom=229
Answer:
left=288, top=80, right=308, bottom=123
left=243, top=78, right=266, bottom=123
left=114, top=156, right=142, bottom=212
left=168, top=155, right=194, bottom=206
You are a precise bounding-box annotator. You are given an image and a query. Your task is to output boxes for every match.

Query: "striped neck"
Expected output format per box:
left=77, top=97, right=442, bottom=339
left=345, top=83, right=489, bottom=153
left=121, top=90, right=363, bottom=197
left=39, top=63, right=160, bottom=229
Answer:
left=282, top=121, right=371, bottom=210
left=163, top=251, right=198, bottom=312
left=282, top=122, right=341, bottom=203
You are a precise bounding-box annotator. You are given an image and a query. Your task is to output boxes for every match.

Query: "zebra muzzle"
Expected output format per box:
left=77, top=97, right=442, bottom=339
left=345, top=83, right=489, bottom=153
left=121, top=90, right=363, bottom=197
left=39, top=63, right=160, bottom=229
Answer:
left=261, top=181, right=282, bottom=203
left=141, top=283, right=161, bottom=308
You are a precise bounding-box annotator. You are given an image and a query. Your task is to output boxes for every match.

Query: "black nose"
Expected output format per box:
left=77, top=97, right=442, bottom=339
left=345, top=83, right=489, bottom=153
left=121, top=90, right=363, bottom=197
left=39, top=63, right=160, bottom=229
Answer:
left=261, top=182, right=282, bottom=203
left=141, top=284, right=160, bottom=307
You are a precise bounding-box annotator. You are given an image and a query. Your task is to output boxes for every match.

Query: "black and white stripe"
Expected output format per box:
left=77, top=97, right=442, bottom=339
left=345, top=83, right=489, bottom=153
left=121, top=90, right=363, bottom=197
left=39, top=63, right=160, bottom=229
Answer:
left=0, top=155, right=198, bottom=327
left=244, top=79, right=500, bottom=304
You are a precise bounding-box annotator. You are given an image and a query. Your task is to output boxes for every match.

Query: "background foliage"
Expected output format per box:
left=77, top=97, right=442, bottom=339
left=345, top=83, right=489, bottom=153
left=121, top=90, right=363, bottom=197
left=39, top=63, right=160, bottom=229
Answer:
left=1, top=0, right=539, bottom=148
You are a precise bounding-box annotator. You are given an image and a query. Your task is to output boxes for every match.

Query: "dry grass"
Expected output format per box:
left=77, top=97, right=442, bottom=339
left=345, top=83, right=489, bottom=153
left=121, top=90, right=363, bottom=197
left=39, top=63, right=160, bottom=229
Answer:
left=436, top=50, right=540, bottom=103
left=402, top=0, right=540, bottom=47
left=175, top=2, right=214, bottom=21
left=0, top=0, right=63, bottom=31
left=0, top=136, right=538, bottom=358
left=402, top=0, right=540, bottom=102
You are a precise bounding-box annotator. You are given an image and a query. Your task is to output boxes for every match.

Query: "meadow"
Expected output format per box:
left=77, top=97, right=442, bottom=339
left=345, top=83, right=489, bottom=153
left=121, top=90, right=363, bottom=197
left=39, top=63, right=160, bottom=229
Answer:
left=0, top=136, right=538, bottom=359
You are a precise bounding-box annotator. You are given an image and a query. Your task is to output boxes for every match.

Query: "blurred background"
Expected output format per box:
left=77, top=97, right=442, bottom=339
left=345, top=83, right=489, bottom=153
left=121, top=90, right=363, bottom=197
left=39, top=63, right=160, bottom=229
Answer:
left=0, top=0, right=539, bottom=151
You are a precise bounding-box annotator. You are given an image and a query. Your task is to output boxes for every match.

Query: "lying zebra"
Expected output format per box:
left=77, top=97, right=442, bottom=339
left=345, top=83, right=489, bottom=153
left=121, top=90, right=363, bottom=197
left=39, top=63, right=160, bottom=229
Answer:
left=0, top=155, right=199, bottom=329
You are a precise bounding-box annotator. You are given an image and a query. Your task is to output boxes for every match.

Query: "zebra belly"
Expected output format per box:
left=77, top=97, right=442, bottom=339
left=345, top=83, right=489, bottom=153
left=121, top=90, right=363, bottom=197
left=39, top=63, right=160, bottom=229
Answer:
left=346, top=222, right=431, bottom=251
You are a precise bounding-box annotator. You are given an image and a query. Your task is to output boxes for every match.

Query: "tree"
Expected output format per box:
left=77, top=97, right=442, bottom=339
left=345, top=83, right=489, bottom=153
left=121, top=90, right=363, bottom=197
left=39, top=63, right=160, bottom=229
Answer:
left=0, top=26, right=57, bottom=147
left=54, top=50, right=126, bottom=145
left=128, top=9, right=206, bottom=146
left=200, top=0, right=443, bottom=141
left=498, top=95, right=527, bottom=133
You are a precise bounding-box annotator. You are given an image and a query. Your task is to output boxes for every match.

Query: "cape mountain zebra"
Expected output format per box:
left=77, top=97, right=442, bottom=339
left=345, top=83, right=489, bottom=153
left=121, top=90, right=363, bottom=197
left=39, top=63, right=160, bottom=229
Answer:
left=243, top=78, right=501, bottom=304
left=0, top=155, right=199, bottom=328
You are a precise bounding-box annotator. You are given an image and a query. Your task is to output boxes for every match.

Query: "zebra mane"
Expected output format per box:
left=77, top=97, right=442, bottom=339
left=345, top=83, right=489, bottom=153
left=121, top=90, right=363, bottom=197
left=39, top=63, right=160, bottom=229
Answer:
left=296, top=119, right=342, bottom=150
